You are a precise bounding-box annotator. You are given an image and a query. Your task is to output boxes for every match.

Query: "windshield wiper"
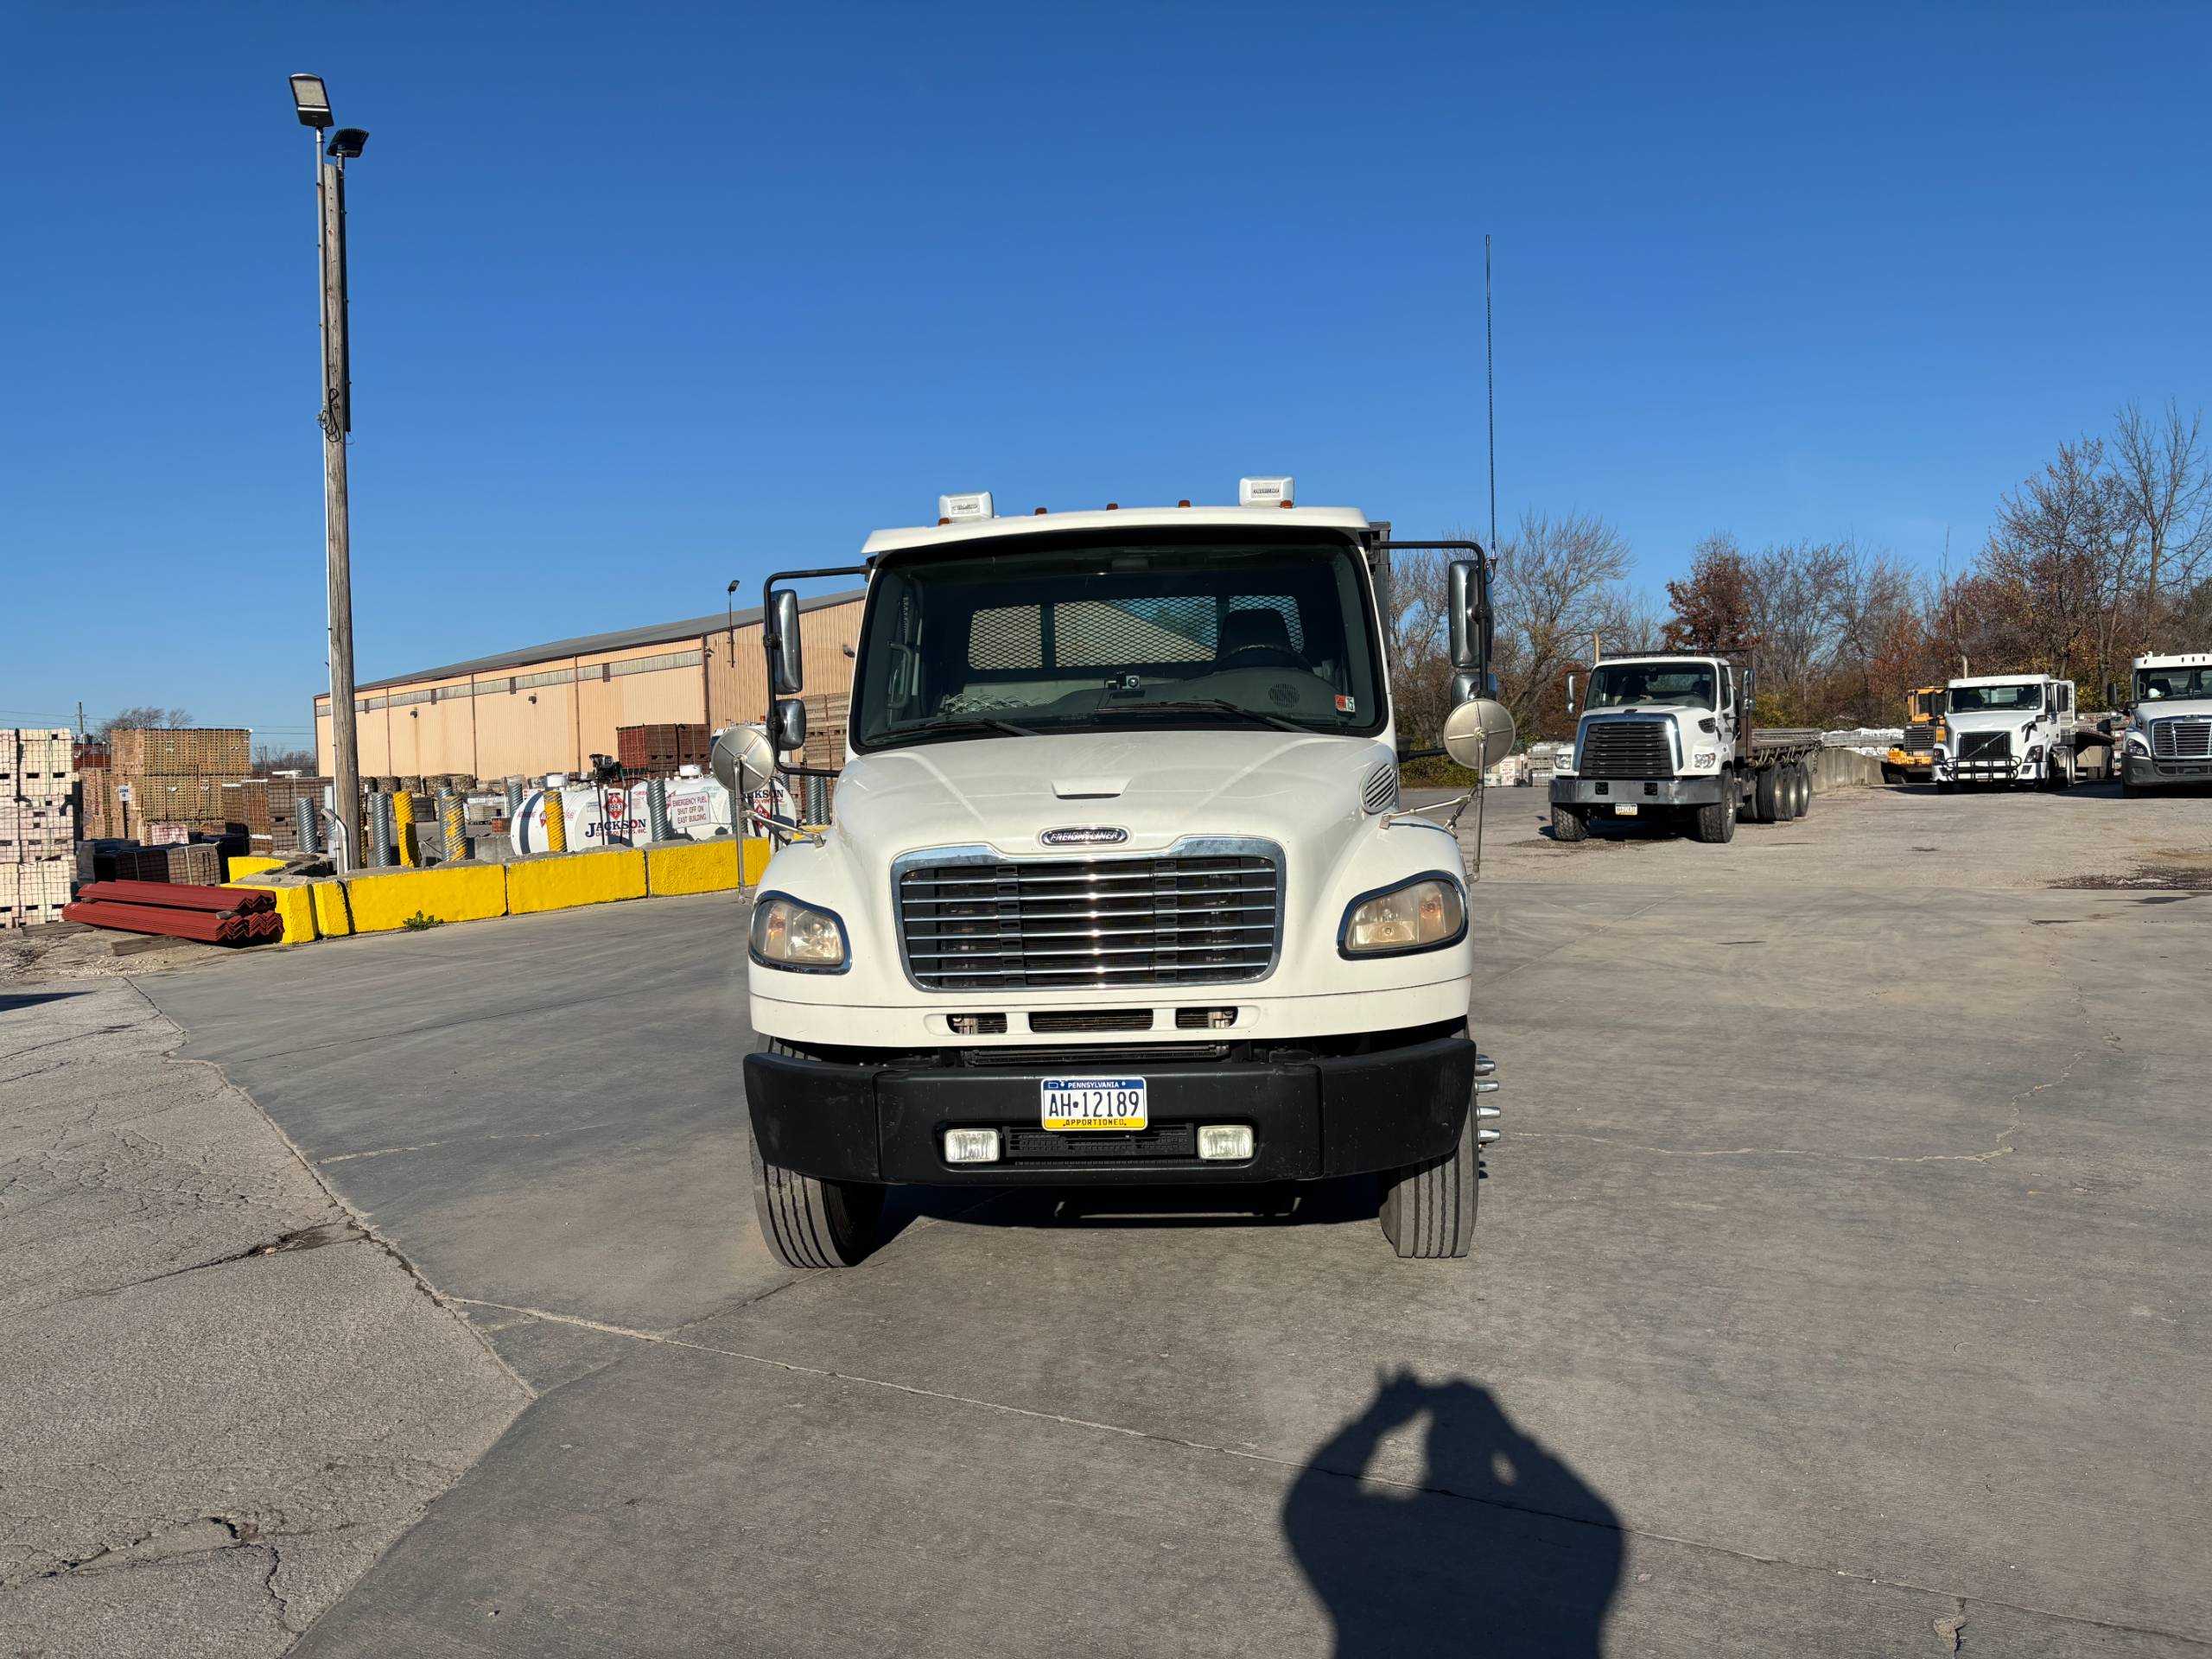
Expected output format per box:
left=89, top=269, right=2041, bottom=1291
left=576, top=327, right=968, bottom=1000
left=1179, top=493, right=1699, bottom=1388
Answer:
left=870, top=716, right=1040, bottom=748
left=1095, top=698, right=1313, bottom=734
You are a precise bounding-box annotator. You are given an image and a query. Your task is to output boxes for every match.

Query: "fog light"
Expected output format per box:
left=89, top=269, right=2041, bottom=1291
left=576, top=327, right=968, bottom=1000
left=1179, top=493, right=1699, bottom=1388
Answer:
left=943, top=1128, right=1001, bottom=1165
left=1198, top=1124, right=1253, bottom=1161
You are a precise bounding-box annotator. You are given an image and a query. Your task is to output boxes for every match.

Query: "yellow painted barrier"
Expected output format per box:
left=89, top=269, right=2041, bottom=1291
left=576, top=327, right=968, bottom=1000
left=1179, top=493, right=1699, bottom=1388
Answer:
left=742, top=836, right=772, bottom=885
left=226, top=855, right=286, bottom=883
left=393, top=791, right=418, bottom=868
left=344, top=863, right=508, bottom=933
left=224, top=880, right=319, bottom=945
left=646, top=837, right=740, bottom=897
left=310, top=879, right=354, bottom=938
left=507, top=847, right=647, bottom=915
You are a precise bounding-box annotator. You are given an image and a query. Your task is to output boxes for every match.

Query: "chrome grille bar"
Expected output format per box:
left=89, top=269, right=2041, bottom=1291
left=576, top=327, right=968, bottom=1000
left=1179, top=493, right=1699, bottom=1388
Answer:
left=895, top=842, right=1284, bottom=991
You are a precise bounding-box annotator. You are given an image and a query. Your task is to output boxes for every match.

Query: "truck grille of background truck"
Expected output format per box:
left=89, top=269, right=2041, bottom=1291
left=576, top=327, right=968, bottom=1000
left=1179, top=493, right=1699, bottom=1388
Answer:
left=2151, top=718, right=2212, bottom=761
left=896, top=846, right=1283, bottom=990
left=1956, top=731, right=2017, bottom=779
left=1578, top=719, right=1674, bottom=779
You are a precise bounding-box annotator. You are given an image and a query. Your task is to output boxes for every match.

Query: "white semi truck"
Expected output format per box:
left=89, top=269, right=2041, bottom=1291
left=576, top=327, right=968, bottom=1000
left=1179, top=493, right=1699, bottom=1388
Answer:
left=1548, top=651, right=1824, bottom=843
left=2120, top=651, right=2212, bottom=794
left=1932, top=674, right=2079, bottom=790
left=715, top=481, right=1516, bottom=1266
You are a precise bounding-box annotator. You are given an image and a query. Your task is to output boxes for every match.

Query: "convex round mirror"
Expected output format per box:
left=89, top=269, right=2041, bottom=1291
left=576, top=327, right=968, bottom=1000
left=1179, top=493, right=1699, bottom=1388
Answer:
left=1442, top=697, right=1517, bottom=773
left=709, top=724, right=777, bottom=798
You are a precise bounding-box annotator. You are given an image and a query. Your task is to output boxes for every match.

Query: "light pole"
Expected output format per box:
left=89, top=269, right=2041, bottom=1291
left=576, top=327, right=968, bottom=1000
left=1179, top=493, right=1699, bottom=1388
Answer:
left=290, top=73, right=366, bottom=868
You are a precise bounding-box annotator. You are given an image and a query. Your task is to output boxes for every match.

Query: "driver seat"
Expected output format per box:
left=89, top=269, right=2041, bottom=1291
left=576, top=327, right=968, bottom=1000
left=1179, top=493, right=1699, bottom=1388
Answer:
left=1217, top=607, right=1305, bottom=669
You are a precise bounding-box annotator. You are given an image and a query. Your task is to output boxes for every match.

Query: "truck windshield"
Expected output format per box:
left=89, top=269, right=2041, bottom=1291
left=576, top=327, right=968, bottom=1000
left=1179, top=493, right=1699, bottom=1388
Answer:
left=2137, top=667, right=2212, bottom=702
left=1586, top=663, right=1715, bottom=709
left=1950, top=683, right=2044, bottom=712
left=848, top=535, right=1385, bottom=750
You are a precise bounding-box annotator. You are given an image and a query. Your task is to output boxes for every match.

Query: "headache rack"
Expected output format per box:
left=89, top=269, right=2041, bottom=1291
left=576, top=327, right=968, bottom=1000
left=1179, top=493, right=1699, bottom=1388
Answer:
left=894, top=839, right=1283, bottom=992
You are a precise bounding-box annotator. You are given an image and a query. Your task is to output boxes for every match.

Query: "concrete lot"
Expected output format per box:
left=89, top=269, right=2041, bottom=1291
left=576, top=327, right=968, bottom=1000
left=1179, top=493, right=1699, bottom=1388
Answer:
left=5, top=780, right=2208, bottom=1655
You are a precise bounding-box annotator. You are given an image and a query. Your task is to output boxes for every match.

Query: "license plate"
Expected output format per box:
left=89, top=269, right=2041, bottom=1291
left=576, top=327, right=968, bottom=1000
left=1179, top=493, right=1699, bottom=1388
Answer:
left=1613, top=803, right=1639, bottom=816
left=1040, top=1077, right=1147, bottom=1131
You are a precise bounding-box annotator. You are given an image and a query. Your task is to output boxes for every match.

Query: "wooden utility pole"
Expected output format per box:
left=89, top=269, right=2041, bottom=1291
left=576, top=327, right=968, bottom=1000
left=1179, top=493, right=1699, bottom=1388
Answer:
left=318, top=141, right=362, bottom=868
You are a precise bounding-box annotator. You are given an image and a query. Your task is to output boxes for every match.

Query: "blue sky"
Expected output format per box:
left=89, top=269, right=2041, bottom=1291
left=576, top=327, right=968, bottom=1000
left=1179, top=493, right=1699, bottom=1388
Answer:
left=4, top=2, right=2207, bottom=743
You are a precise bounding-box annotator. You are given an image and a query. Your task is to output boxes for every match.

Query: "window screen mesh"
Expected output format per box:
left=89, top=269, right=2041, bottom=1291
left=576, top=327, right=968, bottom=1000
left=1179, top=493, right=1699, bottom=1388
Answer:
left=964, top=596, right=1303, bottom=670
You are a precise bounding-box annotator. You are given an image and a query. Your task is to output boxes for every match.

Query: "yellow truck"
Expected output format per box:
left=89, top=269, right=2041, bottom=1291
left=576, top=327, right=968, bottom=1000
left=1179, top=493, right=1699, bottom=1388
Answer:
left=1883, top=686, right=1948, bottom=785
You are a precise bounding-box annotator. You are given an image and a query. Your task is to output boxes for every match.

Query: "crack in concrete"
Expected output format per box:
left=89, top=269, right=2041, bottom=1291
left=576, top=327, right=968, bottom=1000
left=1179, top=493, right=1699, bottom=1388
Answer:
left=54, top=1219, right=367, bottom=1304
left=437, top=1294, right=2210, bottom=1650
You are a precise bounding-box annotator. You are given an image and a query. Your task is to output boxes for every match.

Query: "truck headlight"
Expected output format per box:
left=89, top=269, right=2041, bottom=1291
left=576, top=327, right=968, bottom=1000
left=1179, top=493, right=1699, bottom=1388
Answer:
left=750, top=893, right=849, bottom=970
left=1339, top=874, right=1466, bottom=957
left=1692, top=751, right=1717, bottom=768
left=2125, top=730, right=2151, bottom=755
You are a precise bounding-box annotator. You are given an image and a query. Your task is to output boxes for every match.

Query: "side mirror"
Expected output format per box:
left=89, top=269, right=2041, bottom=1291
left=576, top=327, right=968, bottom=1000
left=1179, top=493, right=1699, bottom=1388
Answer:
left=1565, top=673, right=1578, bottom=716
left=1442, top=696, right=1517, bottom=773
left=767, top=588, right=804, bottom=696
left=710, top=723, right=777, bottom=796
left=771, top=697, right=806, bottom=754
left=1446, top=560, right=1491, bottom=673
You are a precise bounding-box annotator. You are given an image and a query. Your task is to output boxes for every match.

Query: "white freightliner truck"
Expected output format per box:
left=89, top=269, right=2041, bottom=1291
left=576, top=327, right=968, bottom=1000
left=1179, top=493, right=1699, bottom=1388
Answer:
left=715, top=480, right=1516, bottom=1266
left=1931, top=673, right=2079, bottom=790
left=1548, top=651, right=1824, bottom=843
left=2120, top=652, right=2212, bottom=794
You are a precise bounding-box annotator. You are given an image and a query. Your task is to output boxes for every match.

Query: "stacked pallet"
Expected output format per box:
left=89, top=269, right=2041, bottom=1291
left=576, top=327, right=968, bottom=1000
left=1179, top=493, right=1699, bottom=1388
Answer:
left=3, top=728, right=78, bottom=930
left=84, top=727, right=252, bottom=842
left=263, top=775, right=331, bottom=854
left=617, top=722, right=711, bottom=773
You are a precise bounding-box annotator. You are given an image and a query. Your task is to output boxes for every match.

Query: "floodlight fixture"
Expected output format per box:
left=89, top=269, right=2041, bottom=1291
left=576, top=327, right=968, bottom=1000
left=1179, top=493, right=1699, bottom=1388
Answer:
left=327, top=127, right=370, bottom=160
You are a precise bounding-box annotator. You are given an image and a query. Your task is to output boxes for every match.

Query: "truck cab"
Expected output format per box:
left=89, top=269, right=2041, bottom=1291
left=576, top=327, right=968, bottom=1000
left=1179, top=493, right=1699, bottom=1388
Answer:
left=2122, top=652, right=2212, bottom=793
left=1548, top=651, right=1820, bottom=843
left=724, top=482, right=1516, bottom=1266
left=1934, top=674, right=2077, bottom=789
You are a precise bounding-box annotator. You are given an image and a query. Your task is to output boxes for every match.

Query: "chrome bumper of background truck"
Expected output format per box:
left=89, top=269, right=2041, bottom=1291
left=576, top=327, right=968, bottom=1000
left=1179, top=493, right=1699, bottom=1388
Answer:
left=1551, top=776, right=1723, bottom=807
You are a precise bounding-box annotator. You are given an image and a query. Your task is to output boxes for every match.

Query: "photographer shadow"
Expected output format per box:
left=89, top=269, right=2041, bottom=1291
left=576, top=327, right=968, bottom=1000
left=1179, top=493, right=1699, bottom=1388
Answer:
left=1282, top=1372, right=1622, bottom=1657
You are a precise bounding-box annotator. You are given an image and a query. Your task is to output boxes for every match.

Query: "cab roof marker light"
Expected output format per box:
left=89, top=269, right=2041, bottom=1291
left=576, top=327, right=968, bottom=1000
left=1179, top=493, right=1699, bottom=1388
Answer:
left=1239, top=475, right=1294, bottom=508
left=938, top=492, right=994, bottom=524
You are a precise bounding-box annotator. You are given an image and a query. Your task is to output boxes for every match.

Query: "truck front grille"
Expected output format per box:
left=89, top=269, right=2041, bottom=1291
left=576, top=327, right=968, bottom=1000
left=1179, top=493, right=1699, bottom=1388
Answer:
left=1959, top=731, right=2012, bottom=762
left=897, top=844, right=1282, bottom=991
left=1578, top=720, right=1673, bottom=779
left=2151, top=718, right=2212, bottom=760
left=1902, top=723, right=1937, bottom=755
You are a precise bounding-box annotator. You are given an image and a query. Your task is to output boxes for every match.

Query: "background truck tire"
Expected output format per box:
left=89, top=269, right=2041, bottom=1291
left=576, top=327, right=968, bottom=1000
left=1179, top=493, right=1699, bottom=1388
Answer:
left=749, top=1040, right=885, bottom=1269
left=1752, top=766, right=1781, bottom=823
left=1551, top=802, right=1590, bottom=842
left=1774, top=769, right=1799, bottom=822
left=1378, top=1114, right=1477, bottom=1259
left=1693, top=776, right=1738, bottom=842
left=1792, top=764, right=1813, bottom=819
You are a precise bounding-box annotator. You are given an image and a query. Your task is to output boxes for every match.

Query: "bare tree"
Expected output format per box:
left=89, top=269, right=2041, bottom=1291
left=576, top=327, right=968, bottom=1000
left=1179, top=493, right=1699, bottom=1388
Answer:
left=1488, top=511, right=1637, bottom=738
left=2113, top=399, right=2212, bottom=637
left=95, top=706, right=192, bottom=737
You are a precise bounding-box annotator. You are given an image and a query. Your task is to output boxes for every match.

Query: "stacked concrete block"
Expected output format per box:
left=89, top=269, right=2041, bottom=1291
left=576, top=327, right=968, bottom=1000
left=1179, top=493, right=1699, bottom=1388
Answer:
left=3, top=728, right=78, bottom=928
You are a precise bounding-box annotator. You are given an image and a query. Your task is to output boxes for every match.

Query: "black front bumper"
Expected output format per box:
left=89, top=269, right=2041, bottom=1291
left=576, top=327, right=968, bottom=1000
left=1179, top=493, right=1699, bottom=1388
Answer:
left=2127, top=752, right=2212, bottom=786
left=742, top=1030, right=1478, bottom=1186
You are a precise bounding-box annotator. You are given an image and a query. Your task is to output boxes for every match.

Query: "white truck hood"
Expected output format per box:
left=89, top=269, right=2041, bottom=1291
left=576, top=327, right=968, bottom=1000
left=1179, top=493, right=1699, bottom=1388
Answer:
left=832, top=728, right=1389, bottom=861
left=2136, top=696, right=2212, bottom=725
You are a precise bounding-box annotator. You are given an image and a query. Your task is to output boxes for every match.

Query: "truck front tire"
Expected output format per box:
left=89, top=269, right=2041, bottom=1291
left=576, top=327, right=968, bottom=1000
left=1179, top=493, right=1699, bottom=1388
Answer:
left=1693, top=775, right=1738, bottom=842
left=1551, top=802, right=1590, bottom=842
left=1379, top=1114, right=1478, bottom=1259
left=751, top=1141, right=884, bottom=1268
left=750, top=1039, right=885, bottom=1269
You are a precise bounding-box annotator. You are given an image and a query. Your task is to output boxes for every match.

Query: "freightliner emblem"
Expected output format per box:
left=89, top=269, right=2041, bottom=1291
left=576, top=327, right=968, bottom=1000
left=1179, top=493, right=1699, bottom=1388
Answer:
left=1039, top=826, right=1128, bottom=847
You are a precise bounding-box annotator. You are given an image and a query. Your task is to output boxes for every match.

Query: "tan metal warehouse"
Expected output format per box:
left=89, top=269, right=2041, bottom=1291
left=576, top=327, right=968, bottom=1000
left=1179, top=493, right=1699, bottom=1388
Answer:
left=313, top=590, right=866, bottom=781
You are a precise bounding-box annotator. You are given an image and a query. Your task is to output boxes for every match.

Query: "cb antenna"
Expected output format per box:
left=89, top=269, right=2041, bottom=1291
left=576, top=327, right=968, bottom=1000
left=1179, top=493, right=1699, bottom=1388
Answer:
left=1485, top=232, right=1497, bottom=556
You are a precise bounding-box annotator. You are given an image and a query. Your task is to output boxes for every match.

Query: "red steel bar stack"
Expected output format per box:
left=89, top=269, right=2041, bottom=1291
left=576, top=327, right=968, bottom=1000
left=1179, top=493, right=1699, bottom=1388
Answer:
left=62, top=880, right=279, bottom=946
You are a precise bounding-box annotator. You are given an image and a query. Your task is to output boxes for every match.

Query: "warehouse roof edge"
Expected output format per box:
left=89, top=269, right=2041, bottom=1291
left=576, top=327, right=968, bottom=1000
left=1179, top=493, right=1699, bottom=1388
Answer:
left=314, top=588, right=869, bottom=702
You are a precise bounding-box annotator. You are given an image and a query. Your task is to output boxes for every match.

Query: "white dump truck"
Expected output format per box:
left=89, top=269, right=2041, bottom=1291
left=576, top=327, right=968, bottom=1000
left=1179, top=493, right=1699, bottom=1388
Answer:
left=716, top=480, right=1516, bottom=1266
left=1548, top=651, right=1824, bottom=843
left=2120, top=652, right=2212, bottom=794
left=1933, top=673, right=2079, bottom=790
